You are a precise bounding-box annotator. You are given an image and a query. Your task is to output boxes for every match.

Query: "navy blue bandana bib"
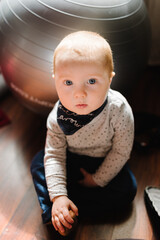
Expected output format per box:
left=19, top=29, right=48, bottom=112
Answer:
left=57, top=99, right=107, bottom=135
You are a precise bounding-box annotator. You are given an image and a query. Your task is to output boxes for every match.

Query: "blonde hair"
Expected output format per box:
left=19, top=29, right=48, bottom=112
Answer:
left=53, top=31, right=114, bottom=76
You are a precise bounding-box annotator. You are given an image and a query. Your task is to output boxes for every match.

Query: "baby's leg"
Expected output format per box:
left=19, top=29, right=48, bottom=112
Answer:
left=99, top=164, right=137, bottom=211
left=66, top=151, right=137, bottom=216
left=30, top=150, right=52, bottom=224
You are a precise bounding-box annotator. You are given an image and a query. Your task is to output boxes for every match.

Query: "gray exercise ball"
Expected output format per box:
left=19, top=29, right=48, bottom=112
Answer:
left=0, top=0, right=151, bottom=115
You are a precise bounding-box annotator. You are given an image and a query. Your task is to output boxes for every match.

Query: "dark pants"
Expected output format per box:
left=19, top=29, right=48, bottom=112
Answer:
left=30, top=150, right=137, bottom=224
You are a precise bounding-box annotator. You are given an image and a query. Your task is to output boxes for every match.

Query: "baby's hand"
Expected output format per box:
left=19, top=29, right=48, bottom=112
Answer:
left=51, top=196, right=78, bottom=235
left=60, top=209, right=77, bottom=236
left=79, top=168, right=98, bottom=187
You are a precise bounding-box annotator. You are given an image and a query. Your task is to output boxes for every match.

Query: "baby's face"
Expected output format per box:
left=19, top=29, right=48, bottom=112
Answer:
left=54, top=61, right=114, bottom=115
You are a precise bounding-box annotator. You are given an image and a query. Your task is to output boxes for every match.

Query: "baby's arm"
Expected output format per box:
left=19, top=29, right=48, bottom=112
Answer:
left=44, top=107, right=78, bottom=232
left=92, top=103, right=134, bottom=187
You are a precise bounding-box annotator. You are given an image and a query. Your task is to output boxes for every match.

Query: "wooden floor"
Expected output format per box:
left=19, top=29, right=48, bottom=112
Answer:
left=0, top=66, right=160, bottom=240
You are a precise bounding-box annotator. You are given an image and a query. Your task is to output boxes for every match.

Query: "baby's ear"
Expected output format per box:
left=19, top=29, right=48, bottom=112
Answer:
left=109, top=71, right=115, bottom=84
left=111, top=71, right=115, bottom=78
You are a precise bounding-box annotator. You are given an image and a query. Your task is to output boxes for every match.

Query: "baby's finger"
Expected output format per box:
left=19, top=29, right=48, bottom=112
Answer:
left=63, top=208, right=74, bottom=224
left=54, top=215, right=65, bottom=234
left=80, top=168, right=88, bottom=176
left=70, top=202, right=79, bottom=216
left=59, top=213, right=72, bottom=229
left=52, top=216, right=58, bottom=231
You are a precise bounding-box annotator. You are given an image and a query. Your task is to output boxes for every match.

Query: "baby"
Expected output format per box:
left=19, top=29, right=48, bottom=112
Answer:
left=31, top=31, right=137, bottom=235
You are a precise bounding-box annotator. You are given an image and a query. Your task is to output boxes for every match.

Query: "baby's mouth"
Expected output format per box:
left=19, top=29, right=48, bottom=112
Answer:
left=76, top=104, right=88, bottom=109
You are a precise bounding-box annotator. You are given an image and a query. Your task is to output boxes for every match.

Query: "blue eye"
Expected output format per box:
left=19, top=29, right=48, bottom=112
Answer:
left=65, top=80, right=73, bottom=85
left=88, top=78, right=96, bottom=84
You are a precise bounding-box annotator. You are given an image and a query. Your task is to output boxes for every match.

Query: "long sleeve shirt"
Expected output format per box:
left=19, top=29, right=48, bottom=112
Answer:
left=44, top=89, right=134, bottom=201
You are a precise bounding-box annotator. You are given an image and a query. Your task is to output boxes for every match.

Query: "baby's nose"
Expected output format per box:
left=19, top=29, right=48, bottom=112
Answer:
left=74, top=86, right=87, bottom=98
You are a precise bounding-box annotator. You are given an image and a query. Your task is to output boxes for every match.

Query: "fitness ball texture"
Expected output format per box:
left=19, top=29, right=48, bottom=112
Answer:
left=0, top=0, right=151, bottom=115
